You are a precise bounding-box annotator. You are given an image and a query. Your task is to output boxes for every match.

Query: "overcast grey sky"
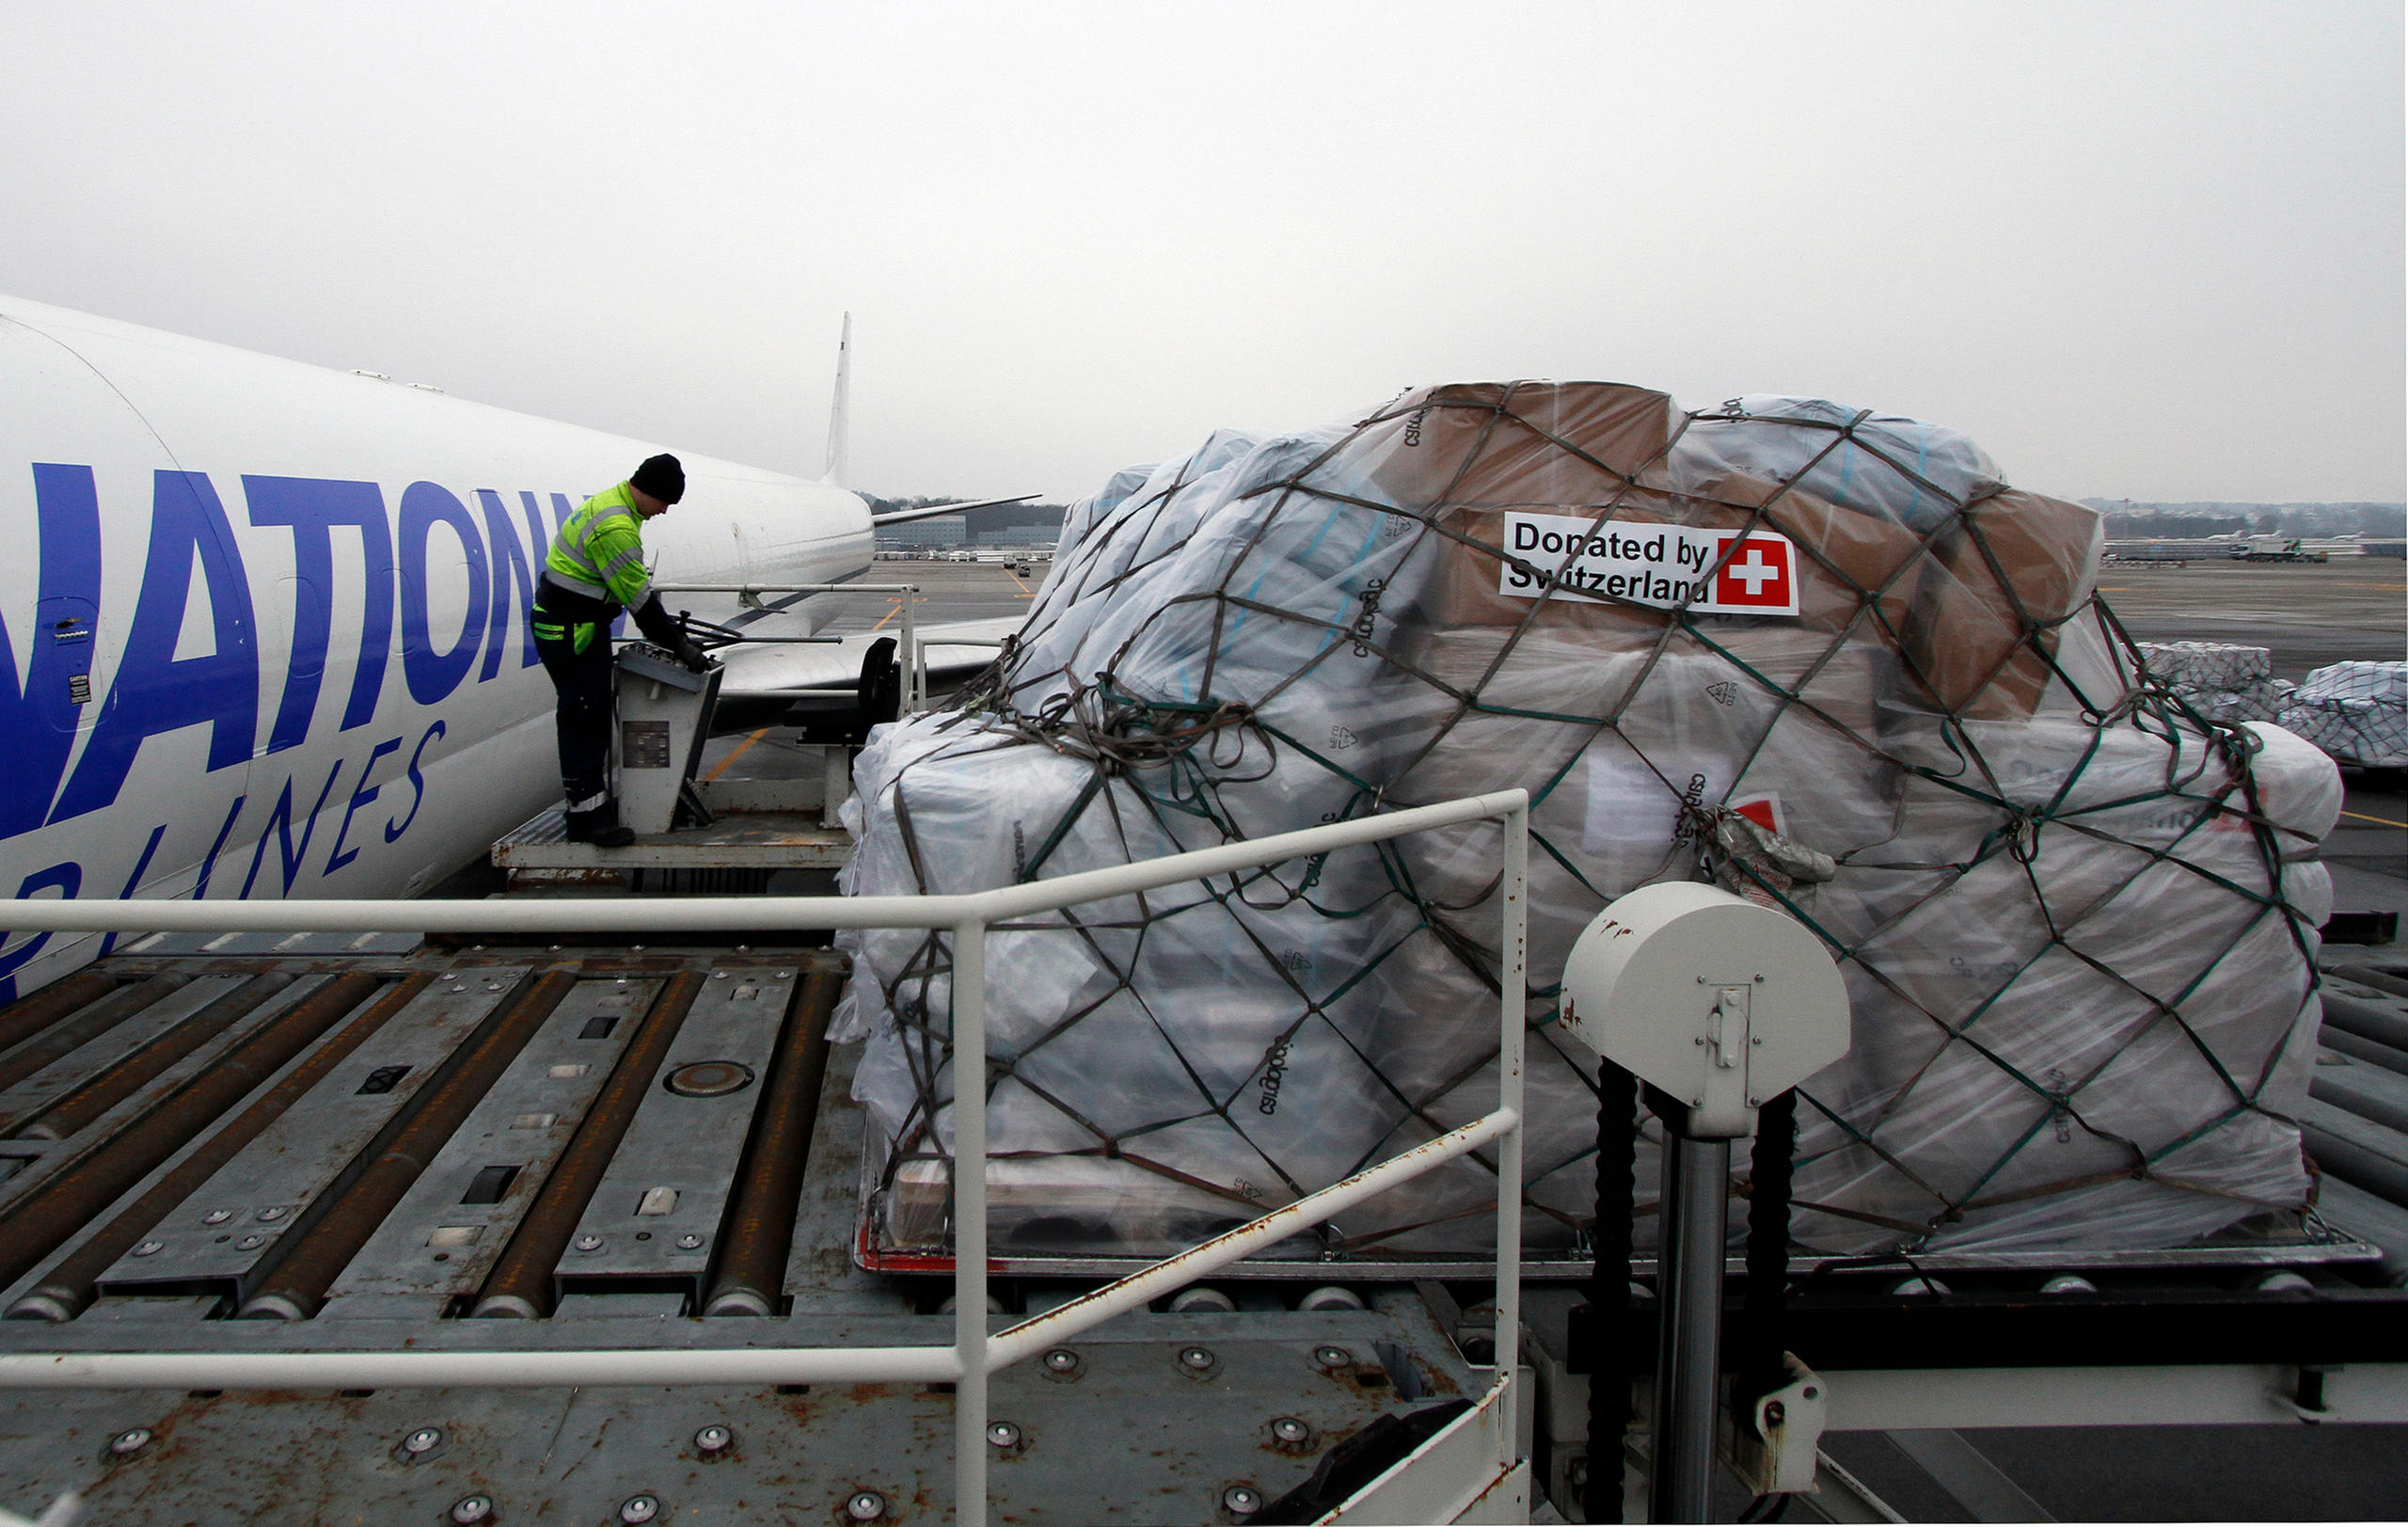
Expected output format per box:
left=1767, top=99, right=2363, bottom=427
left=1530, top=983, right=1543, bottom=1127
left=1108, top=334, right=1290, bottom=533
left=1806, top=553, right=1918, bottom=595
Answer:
left=2, top=2, right=2399, bottom=504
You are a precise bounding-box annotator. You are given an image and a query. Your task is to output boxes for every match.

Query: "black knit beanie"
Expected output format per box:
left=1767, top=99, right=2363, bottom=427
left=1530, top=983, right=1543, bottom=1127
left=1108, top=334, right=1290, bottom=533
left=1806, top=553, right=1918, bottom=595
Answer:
left=630, top=453, right=686, bottom=503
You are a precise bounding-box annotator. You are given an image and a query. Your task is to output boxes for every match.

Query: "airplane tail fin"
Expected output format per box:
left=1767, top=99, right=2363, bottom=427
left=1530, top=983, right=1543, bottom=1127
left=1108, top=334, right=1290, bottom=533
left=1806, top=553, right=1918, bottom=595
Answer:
left=822, top=312, right=851, bottom=488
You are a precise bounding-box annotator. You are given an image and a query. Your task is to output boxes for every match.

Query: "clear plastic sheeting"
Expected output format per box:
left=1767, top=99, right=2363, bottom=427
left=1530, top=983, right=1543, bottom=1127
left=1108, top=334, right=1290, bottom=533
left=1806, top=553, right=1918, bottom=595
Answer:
left=2281, top=660, right=2408, bottom=768
left=832, top=383, right=2338, bottom=1264
left=2139, top=641, right=2294, bottom=725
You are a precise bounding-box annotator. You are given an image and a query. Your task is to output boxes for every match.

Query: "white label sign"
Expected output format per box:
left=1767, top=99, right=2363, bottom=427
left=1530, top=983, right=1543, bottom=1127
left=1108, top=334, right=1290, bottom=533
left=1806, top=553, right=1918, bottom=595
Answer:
left=1497, top=512, right=1802, bottom=616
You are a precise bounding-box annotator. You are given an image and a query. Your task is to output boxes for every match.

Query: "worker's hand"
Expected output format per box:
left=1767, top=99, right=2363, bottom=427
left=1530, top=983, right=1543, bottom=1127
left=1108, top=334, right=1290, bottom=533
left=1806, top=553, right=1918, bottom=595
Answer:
left=673, top=637, right=710, bottom=674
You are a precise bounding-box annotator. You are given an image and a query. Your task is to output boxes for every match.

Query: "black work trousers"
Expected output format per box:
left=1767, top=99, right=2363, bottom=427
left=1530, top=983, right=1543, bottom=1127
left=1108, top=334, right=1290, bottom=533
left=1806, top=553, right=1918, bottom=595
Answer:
left=531, top=601, right=615, bottom=810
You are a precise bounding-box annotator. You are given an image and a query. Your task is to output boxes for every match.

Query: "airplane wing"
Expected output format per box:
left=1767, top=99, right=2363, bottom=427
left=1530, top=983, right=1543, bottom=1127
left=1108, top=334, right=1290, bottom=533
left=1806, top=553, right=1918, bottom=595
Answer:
left=711, top=616, right=1022, bottom=693
left=870, top=495, right=1039, bottom=528
left=700, top=614, right=1023, bottom=734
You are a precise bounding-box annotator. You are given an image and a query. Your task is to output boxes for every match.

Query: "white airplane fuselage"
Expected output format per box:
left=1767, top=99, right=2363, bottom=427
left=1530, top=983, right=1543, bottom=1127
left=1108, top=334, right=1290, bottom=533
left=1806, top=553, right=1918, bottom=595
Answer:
left=0, top=295, right=874, bottom=1001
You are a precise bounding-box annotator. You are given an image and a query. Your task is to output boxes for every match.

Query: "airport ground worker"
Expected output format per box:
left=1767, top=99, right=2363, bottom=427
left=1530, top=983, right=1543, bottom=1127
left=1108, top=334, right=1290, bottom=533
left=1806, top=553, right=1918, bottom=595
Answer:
left=532, top=453, right=710, bottom=847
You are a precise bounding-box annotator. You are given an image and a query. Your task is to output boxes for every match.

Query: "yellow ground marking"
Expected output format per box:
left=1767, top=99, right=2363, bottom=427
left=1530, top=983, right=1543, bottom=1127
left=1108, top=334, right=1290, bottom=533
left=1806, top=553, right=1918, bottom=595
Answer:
left=2339, top=809, right=2408, bottom=829
left=703, top=728, right=769, bottom=783
left=864, top=596, right=931, bottom=634
left=1006, top=568, right=1033, bottom=595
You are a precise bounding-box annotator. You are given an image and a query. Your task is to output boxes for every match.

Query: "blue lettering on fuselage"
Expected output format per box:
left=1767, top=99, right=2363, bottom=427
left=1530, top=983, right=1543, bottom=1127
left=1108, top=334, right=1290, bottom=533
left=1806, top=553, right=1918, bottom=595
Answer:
left=0, top=467, right=104, bottom=838
left=0, top=860, right=83, bottom=1003
left=478, top=489, right=547, bottom=681
left=51, top=471, right=259, bottom=824
left=1, top=468, right=577, bottom=845
left=244, top=476, right=396, bottom=745
left=398, top=483, right=490, bottom=707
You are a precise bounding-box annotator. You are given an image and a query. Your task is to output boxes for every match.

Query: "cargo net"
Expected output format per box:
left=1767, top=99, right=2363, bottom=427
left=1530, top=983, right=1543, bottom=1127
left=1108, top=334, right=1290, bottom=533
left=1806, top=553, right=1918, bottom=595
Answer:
left=831, top=385, right=2341, bottom=1264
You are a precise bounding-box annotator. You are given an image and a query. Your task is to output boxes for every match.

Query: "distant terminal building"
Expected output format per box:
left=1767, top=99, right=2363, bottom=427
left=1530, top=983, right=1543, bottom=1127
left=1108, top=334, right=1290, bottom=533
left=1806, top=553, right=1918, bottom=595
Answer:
left=874, top=515, right=964, bottom=549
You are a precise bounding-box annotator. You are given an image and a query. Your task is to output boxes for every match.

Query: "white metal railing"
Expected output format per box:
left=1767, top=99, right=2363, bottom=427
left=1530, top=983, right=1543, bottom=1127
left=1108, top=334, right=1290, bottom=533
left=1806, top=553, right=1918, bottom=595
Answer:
left=0, top=789, right=1531, bottom=1527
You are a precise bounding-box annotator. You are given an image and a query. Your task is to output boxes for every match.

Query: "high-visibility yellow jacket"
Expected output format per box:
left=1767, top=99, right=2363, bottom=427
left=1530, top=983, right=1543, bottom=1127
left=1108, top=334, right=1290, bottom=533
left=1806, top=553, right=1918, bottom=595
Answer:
left=544, top=483, right=653, bottom=609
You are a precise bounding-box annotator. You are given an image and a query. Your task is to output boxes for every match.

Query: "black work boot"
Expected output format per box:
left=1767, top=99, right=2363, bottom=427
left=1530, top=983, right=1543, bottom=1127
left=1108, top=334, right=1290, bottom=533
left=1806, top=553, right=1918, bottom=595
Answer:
left=563, top=800, right=636, bottom=849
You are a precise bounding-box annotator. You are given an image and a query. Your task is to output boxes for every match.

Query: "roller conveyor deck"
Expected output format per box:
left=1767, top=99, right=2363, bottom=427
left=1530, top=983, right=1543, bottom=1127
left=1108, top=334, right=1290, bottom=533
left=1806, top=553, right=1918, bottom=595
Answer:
left=0, top=937, right=1493, bottom=1524
left=2, top=915, right=2408, bottom=1521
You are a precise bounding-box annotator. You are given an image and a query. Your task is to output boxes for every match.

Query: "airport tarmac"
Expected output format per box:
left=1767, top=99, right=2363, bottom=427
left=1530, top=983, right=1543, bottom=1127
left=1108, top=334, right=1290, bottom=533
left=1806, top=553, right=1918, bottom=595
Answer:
left=2098, top=559, right=2406, bottom=679
left=817, top=558, right=1043, bottom=639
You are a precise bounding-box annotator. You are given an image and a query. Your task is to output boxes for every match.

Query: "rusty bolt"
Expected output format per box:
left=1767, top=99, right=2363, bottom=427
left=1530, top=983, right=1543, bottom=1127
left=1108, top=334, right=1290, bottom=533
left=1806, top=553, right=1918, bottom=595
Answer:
left=986, top=1421, right=1022, bottom=1450
left=694, top=1424, right=733, bottom=1455
left=1312, top=1345, right=1353, bottom=1370
left=617, top=1495, right=659, bottom=1525
left=1764, top=1400, right=1786, bottom=1426
left=404, top=1427, right=444, bottom=1456
left=106, top=1427, right=152, bottom=1457
left=846, top=1490, right=888, bottom=1521
left=449, top=1496, right=495, bottom=1525
left=1223, top=1484, right=1264, bottom=1516
left=1270, top=1416, right=1311, bottom=1446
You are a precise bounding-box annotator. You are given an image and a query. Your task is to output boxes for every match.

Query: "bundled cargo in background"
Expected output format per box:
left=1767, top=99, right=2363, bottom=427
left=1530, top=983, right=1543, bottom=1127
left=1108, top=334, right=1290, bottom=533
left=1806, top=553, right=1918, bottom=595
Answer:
left=832, top=384, right=2341, bottom=1265
left=2281, top=661, right=2408, bottom=771
left=2139, top=641, right=2293, bottom=725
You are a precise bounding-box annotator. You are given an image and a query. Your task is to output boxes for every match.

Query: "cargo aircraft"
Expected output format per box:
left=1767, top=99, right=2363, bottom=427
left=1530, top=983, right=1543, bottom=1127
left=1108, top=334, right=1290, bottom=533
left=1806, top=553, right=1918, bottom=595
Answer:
left=0, top=296, right=1025, bottom=1002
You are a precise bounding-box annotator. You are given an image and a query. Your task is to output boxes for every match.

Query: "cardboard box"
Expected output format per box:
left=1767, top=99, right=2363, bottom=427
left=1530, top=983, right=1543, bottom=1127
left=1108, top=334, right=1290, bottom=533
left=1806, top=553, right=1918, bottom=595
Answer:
left=1365, top=381, right=1674, bottom=510
left=1901, top=488, right=2100, bottom=719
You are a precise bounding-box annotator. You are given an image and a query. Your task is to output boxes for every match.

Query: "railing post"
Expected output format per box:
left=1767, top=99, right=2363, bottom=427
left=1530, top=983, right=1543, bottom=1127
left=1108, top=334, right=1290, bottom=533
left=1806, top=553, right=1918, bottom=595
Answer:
left=1495, top=799, right=1528, bottom=1474
left=901, top=588, right=922, bottom=714
left=952, top=918, right=989, bottom=1527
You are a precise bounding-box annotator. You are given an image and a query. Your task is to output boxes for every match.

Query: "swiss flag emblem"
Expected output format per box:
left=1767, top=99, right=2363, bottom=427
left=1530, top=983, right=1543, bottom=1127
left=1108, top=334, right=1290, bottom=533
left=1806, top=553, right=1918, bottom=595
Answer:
left=1712, top=533, right=1795, bottom=609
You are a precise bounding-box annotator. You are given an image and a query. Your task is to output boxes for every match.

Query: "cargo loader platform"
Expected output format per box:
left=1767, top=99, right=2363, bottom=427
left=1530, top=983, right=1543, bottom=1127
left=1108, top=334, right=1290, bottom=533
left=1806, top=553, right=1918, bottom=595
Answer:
left=492, top=741, right=855, bottom=892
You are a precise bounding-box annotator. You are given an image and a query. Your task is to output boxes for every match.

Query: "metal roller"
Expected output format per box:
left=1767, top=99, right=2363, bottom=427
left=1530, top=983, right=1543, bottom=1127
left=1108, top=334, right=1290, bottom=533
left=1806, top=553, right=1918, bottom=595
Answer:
left=0, top=975, right=188, bottom=1097
left=238, top=970, right=569, bottom=1320
left=703, top=957, right=843, bottom=1316
left=0, top=970, right=120, bottom=1061
left=5, top=972, right=429, bottom=1322
left=471, top=971, right=707, bottom=1318
left=12, top=973, right=295, bottom=1140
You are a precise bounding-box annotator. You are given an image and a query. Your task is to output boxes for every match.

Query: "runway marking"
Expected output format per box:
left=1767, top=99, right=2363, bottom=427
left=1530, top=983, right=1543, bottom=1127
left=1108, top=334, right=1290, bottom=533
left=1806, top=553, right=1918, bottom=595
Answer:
left=1006, top=568, right=1033, bottom=595
left=704, top=728, right=770, bottom=783
left=2339, top=809, right=2408, bottom=829
left=863, top=596, right=932, bottom=635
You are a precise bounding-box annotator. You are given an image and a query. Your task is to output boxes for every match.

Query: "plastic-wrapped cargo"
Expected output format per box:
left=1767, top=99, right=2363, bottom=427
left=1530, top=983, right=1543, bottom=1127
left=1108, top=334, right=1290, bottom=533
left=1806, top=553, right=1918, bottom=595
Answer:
left=832, top=383, right=2339, bottom=1264
left=2281, top=661, right=2408, bottom=768
left=2139, top=641, right=2294, bottom=724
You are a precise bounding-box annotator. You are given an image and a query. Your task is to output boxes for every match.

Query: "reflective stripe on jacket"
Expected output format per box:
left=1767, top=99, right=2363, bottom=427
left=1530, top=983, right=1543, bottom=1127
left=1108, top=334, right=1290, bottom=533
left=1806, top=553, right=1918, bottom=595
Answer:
left=544, top=482, right=653, bottom=608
